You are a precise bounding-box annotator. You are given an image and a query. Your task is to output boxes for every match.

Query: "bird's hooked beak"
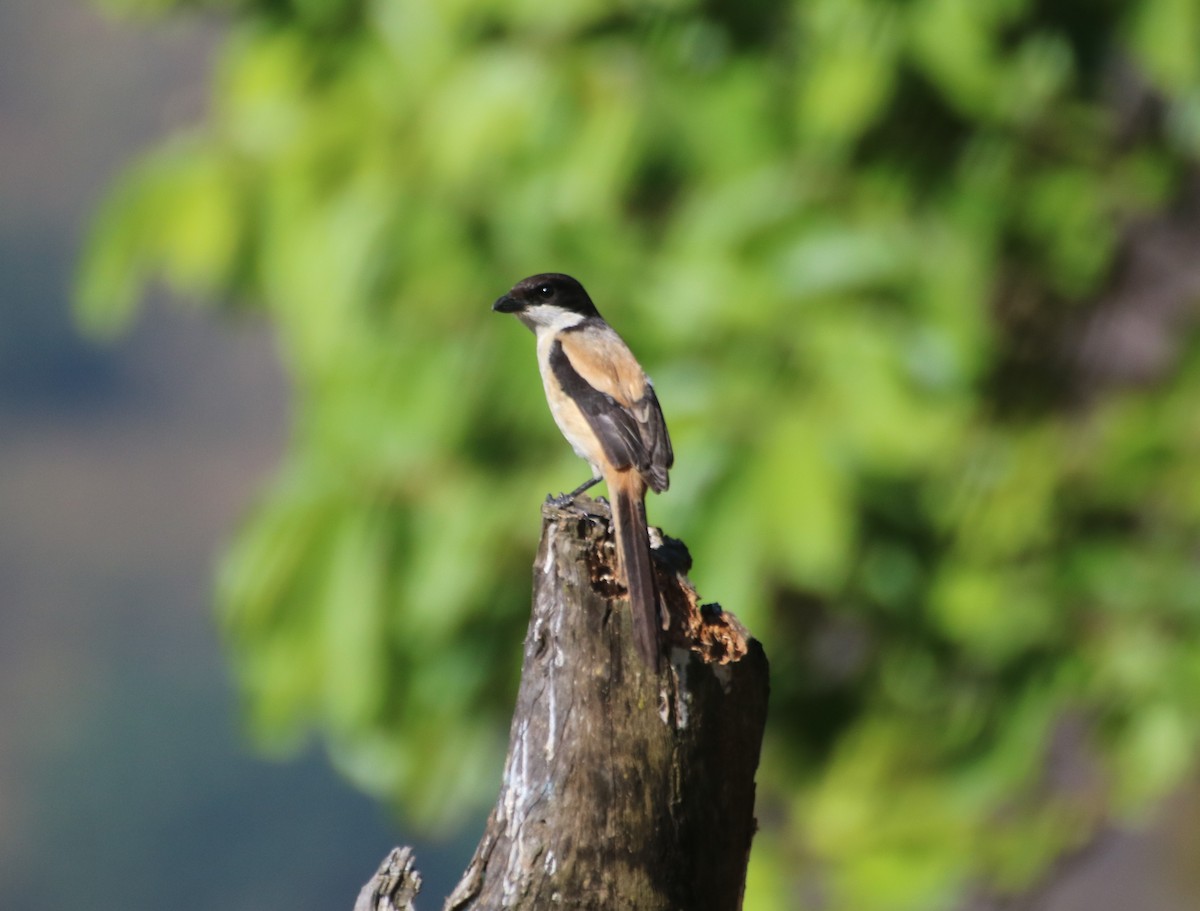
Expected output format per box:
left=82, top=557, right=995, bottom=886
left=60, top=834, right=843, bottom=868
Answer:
left=493, top=294, right=522, bottom=313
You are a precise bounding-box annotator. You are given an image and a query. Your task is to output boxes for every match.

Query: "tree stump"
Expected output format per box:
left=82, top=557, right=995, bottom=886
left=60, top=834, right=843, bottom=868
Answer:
left=356, top=496, right=769, bottom=911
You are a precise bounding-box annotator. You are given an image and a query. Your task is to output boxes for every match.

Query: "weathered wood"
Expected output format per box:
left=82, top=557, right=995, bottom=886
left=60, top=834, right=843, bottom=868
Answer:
left=356, top=496, right=769, bottom=911
left=356, top=848, right=422, bottom=911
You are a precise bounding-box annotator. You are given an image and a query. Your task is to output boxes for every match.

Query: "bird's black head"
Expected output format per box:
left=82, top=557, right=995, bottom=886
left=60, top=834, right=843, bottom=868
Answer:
left=492, top=273, right=601, bottom=321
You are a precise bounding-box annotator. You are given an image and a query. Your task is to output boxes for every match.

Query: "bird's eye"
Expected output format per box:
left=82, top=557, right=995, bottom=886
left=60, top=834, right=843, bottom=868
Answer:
left=536, top=284, right=554, bottom=299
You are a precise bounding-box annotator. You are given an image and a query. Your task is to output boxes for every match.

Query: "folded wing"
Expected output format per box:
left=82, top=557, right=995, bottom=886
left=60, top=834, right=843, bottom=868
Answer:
left=550, top=326, right=673, bottom=492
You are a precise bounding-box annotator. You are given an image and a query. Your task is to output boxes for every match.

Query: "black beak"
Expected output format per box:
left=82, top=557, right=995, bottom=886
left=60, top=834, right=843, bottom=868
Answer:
left=493, top=294, right=522, bottom=313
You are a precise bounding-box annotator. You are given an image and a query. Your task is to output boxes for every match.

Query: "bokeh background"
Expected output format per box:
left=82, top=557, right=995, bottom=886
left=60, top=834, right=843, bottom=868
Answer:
left=6, top=1, right=1200, bottom=909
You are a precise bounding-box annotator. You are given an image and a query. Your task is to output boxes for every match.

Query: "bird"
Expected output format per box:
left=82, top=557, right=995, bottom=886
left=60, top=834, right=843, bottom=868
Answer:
left=493, top=273, right=673, bottom=670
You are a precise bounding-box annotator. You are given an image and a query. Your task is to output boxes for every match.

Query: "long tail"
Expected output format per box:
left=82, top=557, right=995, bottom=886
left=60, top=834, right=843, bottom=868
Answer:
left=611, top=472, right=660, bottom=671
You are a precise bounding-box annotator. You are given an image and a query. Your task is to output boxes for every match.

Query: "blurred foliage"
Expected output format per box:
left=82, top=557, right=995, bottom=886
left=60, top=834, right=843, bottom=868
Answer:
left=79, top=0, right=1200, bottom=908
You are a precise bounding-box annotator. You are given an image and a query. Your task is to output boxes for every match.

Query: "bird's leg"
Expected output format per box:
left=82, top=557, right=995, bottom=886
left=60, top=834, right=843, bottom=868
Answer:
left=546, top=475, right=602, bottom=507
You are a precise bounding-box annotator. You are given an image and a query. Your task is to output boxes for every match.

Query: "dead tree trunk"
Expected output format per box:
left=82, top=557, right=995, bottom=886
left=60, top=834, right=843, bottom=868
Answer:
left=356, top=496, right=769, bottom=911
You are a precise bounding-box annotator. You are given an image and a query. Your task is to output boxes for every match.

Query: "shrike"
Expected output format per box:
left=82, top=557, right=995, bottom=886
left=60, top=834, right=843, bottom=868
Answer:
left=493, top=273, right=673, bottom=670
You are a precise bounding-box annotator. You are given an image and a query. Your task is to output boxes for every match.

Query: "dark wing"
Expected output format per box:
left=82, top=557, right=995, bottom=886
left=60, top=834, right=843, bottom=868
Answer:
left=549, top=339, right=645, bottom=473
left=550, top=334, right=673, bottom=493
left=632, top=383, right=673, bottom=493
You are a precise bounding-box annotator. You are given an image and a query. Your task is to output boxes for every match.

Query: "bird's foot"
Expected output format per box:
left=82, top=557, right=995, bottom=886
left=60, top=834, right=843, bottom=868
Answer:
left=545, top=475, right=602, bottom=508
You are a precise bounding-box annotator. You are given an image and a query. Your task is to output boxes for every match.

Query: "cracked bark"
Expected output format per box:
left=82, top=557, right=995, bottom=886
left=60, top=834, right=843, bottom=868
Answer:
left=356, top=495, right=769, bottom=911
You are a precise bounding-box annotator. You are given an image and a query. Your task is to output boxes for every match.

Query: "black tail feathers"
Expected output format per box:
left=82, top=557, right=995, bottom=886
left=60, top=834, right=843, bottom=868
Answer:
left=613, top=485, right=660, bottom=671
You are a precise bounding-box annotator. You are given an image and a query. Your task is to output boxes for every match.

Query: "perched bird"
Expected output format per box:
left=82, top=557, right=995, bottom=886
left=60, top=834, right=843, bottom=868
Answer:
left=493, top=273, right=673, bottom=669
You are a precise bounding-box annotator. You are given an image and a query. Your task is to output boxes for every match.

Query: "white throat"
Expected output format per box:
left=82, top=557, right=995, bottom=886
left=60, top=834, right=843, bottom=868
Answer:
left=519, top=304, right=588, bottom=338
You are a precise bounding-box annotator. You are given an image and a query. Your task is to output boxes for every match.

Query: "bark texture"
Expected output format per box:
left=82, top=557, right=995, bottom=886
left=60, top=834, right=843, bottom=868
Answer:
left=358, top=495, right=769, bottom=911
left=356, top=848, right=422, bottom=911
